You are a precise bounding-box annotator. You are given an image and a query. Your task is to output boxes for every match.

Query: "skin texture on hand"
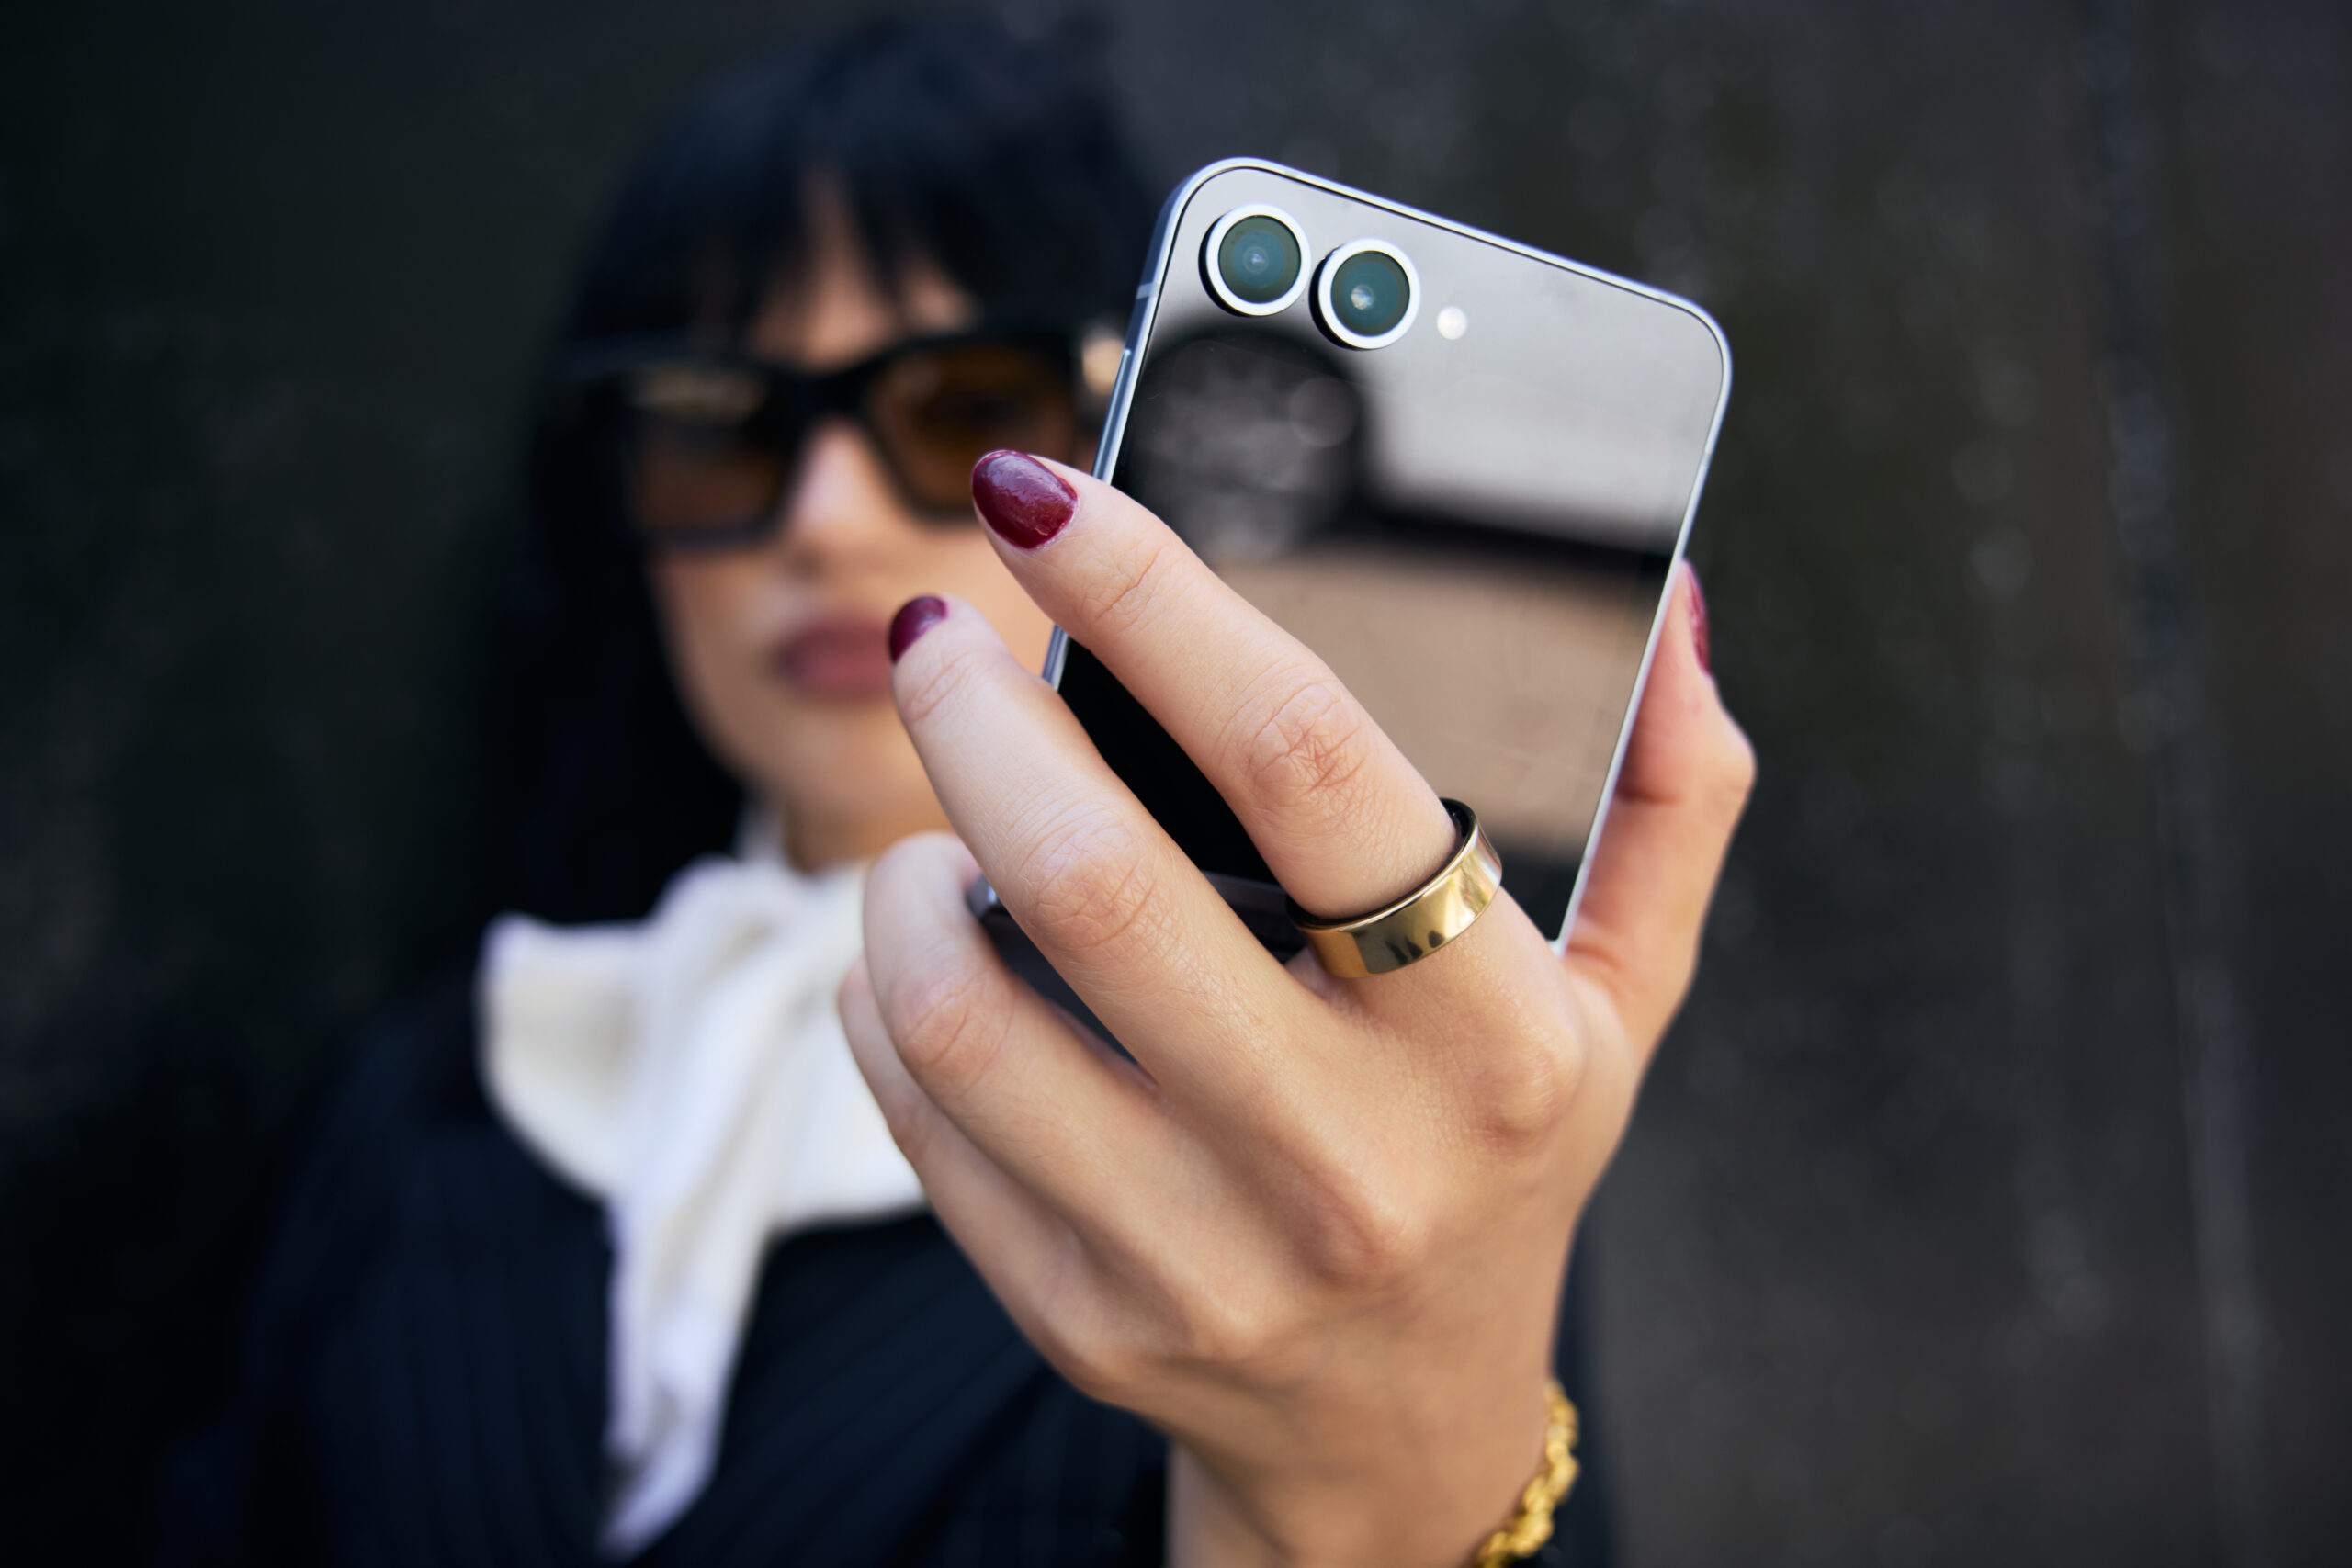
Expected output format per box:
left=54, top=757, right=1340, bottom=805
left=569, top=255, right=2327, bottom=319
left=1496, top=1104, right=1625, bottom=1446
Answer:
left=840, top=455, right=1754, bottom=1568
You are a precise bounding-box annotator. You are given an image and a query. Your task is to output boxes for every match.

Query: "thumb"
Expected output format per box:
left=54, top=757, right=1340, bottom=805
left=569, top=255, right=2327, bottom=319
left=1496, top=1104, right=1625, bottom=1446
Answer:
left=1564, top=564, right=1756, bottom=1055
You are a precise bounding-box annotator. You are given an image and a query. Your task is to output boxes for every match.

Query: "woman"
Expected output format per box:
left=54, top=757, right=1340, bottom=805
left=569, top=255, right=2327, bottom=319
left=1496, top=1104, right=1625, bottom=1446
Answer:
left=168, top=17, right=1752, bottom=1568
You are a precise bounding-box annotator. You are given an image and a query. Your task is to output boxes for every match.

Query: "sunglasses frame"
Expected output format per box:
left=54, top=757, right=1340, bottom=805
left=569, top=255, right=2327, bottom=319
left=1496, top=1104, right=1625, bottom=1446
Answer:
left=562, top=322, right=1090, bottom=553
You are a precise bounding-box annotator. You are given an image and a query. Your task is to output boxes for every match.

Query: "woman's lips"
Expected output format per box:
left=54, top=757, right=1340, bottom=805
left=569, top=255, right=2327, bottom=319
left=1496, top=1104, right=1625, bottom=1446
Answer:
left=771, top=613, right=896, bottom=698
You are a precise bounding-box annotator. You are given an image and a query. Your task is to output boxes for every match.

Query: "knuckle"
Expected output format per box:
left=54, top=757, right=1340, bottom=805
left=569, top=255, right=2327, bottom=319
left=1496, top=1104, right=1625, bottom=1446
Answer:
left=1291, top=1168, right=1430, bottom=1290
left=1063, top=1335, right=1152, bottom=1401
left=1162, top=1286, right=1284, bottom=1375
left=1472, top=1031, right=1586, bottom=1149
left=1030, top=1295, right=1141, bottom=1404
left=884, top=954, right=1012, bottom=1101
left=1709, top=721, right=1759, bottom=816
left=1076, top=531, right=1180, bottom=639
left=1228, top=668, right=1374, bottom=821
left=893, top=632, right=989, bottom=728
left=1012, top=801, right=1170, bottom=960
left=1048, top=1337, right=1136, bottom=1405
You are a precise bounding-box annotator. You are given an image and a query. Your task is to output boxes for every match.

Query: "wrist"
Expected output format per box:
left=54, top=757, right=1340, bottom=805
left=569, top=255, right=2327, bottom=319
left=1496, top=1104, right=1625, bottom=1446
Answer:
left=1165, top=1381, right=1561, bottom=1568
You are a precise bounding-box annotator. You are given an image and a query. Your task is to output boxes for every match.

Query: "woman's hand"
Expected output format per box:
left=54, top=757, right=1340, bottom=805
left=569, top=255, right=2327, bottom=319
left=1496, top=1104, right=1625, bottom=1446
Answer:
left=839, top=453, right=1752, bottom=1568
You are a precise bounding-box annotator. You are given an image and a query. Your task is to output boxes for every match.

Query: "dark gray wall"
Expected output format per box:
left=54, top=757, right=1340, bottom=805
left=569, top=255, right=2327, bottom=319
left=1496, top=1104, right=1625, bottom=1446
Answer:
left=1, top=1, right=2343, bottom=1562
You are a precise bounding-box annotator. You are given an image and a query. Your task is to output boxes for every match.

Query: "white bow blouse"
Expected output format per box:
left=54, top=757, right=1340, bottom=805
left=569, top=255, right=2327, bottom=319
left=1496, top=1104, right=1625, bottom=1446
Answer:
left=479, top=820, right=926, bottom=1557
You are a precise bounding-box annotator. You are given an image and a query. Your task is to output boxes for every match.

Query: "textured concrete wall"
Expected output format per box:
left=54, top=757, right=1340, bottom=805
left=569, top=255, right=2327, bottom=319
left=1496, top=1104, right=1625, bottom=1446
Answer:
left=2, top=1, right=2343, bottom=1562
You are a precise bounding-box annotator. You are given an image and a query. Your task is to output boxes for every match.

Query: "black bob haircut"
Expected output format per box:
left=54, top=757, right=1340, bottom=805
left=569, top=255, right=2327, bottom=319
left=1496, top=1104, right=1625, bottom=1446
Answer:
left=496, top=17, right=1157, bottom=925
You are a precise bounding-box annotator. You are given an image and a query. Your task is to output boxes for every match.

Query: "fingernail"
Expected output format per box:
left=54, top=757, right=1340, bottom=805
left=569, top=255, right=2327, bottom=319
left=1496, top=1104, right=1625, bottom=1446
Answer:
left=971, top=450, right=1075, bottom=549
left=1686, top=565, right=1713, bottom=674
left=888, top=595, right=948, bottom=662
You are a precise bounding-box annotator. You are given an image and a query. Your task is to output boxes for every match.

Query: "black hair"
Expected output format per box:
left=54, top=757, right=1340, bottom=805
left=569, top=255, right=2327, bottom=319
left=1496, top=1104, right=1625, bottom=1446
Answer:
left=492, top=16, right=1157, bottom=924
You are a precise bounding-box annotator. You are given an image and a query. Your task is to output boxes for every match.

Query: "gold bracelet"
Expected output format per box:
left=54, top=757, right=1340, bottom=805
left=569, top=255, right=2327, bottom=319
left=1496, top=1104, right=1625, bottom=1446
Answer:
left=1468, top=1381, right=1580, bottom=1568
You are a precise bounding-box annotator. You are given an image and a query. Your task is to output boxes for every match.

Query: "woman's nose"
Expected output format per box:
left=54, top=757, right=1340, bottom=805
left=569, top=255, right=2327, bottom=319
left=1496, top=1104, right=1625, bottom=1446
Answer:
left=767, top=417, right=907, bottom=571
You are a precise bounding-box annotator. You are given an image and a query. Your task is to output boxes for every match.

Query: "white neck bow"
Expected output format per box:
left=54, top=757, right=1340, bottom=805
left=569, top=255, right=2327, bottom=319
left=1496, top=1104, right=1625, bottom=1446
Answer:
left=480, top=825, right=925, bottom=1558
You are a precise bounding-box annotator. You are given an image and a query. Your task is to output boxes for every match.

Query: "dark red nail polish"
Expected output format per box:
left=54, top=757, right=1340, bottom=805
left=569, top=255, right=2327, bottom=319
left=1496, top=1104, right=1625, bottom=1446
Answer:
left=1685, top=565, right=1713, bottom=675
left=971, top=449, right=1075, bottom=548
left=888, top=595, right=947, bottom=662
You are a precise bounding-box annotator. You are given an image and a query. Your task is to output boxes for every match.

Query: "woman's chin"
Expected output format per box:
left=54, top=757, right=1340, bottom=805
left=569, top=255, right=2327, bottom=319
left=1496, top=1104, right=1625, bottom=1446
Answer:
left=741, top=715, right=936, bottom=862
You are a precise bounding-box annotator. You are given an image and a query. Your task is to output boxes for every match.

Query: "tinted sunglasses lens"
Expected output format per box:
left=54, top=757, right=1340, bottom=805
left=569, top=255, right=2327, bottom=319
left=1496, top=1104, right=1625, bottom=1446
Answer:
left=869, top=341, right=1080, bottom=513
left=619, top=363, right=789, bottom=542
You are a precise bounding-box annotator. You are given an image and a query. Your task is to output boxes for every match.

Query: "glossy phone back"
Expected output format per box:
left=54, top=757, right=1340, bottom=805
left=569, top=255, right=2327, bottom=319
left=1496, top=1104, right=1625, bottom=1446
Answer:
left=1058, top=159, right=1731, bottom=946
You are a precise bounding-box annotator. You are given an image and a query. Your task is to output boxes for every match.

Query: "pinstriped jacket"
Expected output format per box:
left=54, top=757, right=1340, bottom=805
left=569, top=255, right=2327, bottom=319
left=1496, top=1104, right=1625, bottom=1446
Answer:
left=162, top=973, right=1610, bottom=1567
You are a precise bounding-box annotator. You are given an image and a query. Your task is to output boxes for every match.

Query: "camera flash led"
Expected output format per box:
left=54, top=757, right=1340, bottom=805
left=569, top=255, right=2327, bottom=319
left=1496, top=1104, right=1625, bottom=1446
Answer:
left=1436, top=306, right=1468, bottom=340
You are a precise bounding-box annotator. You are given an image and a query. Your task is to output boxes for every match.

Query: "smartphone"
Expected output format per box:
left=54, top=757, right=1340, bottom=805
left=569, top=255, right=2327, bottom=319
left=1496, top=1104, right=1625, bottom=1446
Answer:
left=974, top=159, right=1729, bottom=992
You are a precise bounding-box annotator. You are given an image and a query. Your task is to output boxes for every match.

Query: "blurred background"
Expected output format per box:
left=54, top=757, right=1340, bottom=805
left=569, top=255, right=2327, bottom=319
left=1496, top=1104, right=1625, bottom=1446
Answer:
left=1, top=0, right=2344, bottom=1562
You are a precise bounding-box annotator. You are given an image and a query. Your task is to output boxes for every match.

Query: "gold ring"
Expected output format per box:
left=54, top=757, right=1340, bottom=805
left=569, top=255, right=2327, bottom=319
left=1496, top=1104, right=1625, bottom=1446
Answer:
left=1287, top=800, right=1503, bottom=977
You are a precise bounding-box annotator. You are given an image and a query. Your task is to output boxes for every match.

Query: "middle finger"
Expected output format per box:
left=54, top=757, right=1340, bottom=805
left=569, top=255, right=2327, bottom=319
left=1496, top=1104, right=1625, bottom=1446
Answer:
left=969, top=451, right=1458, bottom=926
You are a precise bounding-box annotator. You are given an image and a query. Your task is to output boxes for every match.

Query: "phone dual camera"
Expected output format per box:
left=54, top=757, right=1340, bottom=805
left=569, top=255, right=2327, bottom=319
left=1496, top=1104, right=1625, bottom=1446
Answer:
left=1203, top=206, right=1419, bottom=349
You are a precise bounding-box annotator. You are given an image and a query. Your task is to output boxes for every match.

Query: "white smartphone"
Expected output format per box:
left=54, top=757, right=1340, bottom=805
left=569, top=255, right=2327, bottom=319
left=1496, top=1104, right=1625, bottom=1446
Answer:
left=976, top=159, right=1730, bottom=973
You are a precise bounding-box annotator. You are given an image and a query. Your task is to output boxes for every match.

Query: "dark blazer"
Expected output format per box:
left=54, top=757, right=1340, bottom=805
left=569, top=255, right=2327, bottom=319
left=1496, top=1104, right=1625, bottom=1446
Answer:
left=162, top=970, right=1611, bottom=1566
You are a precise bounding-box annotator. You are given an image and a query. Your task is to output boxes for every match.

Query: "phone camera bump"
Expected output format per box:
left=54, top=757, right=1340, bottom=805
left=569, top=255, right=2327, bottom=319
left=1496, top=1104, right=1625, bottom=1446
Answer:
left=1204, top=205, right=1311, bottom=317
left=1314, top=239, right=1419, bottom=349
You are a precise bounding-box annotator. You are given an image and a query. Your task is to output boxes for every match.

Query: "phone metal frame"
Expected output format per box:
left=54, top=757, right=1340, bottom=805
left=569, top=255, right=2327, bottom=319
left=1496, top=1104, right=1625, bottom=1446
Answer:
left=1044, top=157, right=1734, bottom=953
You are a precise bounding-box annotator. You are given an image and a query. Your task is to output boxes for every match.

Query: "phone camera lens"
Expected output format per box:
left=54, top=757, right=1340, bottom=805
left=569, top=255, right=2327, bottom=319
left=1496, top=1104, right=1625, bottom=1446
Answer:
left=1226, top=228, right=1294, bottom=297
left=1204, top=205, right=1310, bottom=317
left=1313, top=239, right=1420, bottom=349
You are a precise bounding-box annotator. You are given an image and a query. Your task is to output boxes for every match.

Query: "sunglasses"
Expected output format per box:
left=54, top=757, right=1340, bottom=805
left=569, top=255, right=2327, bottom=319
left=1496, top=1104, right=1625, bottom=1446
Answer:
left=567, top=326, right=1091, bottom=552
